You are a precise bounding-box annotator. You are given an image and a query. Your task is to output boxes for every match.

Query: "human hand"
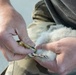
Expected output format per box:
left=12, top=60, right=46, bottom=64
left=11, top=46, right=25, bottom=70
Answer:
left=0, top=1, right=34, bottom=61
left=35, top=37, right=76, bottom=75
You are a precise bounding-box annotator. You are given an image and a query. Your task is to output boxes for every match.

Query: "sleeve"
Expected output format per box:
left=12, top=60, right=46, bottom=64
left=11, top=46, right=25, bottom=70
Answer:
left=28, top=0, right=55, bottom=42
left=32, top=0, right=54, bottom=22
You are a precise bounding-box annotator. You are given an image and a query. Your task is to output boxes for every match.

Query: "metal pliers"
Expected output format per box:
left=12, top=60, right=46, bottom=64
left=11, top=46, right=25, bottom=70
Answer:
left=17, top=41, right=48, bottom=58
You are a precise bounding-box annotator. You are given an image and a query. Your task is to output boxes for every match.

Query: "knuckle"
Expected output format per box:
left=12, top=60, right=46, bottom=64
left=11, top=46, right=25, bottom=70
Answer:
left=0, top=31, right=5, bottom=40
left=55, top=42, right=62, bottom=53
left=11, top=47, right=17, bottom=54
left=0, top=31, right=9, bottom=44
left=12, top=45, right=20, bottom=54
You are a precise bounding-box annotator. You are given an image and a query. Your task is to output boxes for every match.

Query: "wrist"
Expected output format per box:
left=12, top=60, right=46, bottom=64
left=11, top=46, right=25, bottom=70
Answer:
left=0, top=0, right=10, bottom=5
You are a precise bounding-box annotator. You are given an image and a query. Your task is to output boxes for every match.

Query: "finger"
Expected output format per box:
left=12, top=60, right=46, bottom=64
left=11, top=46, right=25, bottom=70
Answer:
left=1, top=34, right=34, bottom=55
left=34, top=57, right=57, bottom=72
left=16, top=23, right=35, bottom=47
left=2, top=49, right=26, bottom=61
left=11, top=54, right=26, bottom=61
left=36, top=42, right=61, bottom=54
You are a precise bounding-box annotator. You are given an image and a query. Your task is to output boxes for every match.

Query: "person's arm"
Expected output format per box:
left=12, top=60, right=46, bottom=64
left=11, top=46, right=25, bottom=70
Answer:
left=0, top=0, right=34, bottom=61
left=0, top=0, right=9, bottom=4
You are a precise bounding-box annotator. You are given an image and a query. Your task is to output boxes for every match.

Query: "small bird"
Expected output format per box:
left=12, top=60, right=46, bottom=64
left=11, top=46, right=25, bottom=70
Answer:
left=30, top=24, right=76, bottom=62
left=19, top=24, right=76, bottom=62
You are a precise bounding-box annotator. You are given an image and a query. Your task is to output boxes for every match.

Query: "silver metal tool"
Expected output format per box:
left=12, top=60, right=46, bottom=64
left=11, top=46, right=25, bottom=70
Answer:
left=31, top=53, right=48, bottom=58
left=17, top=41, right=48, bottom=58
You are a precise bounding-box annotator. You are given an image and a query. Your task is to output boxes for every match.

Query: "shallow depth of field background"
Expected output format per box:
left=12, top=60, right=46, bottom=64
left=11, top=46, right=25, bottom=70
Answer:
left=10, top=0, right=39, bottom=25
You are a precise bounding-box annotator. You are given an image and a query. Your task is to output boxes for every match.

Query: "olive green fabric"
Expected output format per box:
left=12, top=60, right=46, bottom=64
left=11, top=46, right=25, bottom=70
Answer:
left=31, top=0, right=54, bottom=22
left=46, top=0, right=76, bottom=29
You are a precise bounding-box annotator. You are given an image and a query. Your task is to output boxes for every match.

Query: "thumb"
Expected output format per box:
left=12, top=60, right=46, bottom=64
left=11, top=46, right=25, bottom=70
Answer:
left=36, top=41, right=61, bottom=54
